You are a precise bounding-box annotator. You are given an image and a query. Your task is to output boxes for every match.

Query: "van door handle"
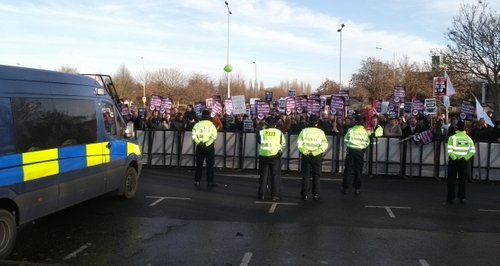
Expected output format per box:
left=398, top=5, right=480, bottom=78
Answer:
left=106, top=142, right=111, bottom=149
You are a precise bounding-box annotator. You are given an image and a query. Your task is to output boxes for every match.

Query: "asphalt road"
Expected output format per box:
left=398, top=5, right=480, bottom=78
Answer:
left=2, top=168, right=500, bottom=266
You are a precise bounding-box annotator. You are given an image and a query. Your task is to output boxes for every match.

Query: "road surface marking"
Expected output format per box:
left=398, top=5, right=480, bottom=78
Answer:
left=240, top=252, right=253, bottom=266
left=479, top=209, right=500, bottom=213
left=64, top=243, right=92, bottom=260
left=269, top=203, right=278, bottom=213
left=419, top=259, right=430, bottom=266
left=146, top=196, right=191, bottom=206
left=256, top=201, right=298, bottom=213
left=365, top=205, right=411, bottom=218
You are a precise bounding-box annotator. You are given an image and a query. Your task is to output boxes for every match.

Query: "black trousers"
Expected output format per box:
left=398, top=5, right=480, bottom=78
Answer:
left=258, top=155, right=281, bottom=198
left=301, top=154, right=322, bottom=196
left=343, top=148, right=364, bottom=189
left=195, top=144, right=215, bottom=183
left=447, top=158, right=470, bottom=201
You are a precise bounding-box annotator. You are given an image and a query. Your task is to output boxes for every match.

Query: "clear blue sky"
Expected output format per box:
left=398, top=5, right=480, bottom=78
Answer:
left=1, top=0, right=497, bottom=90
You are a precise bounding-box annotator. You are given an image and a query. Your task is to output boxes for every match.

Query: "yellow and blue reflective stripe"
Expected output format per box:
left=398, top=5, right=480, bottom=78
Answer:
left=0, top=154, right=23, bottom=186
left=110, top=140, right=126, bottom=161
left=127, top=142, right=142, bottom=158
left=87, top=143, right=108, bottom=166
left=0, top=141, right=141, bottom=186
left=59, top=145, right=87, bottom=172
left=23, top=149, right=59, bottom=181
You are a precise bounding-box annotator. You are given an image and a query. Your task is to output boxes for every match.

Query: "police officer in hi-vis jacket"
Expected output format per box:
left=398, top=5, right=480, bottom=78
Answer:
left=342, top=114, right=370, bottom=195
left=297, top=115, right=328, bottom=201
left=192, top=110, right=218, bottom=188
left=258, top=116, right=286, bottom=202
left=446, top=120, right=475, bottom=204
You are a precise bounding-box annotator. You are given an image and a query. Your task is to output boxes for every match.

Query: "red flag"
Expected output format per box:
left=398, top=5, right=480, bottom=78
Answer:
left=363, top=108, right=372, bottom=130
left=371, top=98, right=378, bottom=111
left=363, top=98, right=378, bottom=130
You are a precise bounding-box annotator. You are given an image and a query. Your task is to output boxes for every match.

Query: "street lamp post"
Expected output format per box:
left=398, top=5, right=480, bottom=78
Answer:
left=253, top=61, right=257, bottom=98
left=337, top=24, right=345, bottom=92
left=224, top=1, right=232, bottom=99
left=141, top=56, right=146, bottom=108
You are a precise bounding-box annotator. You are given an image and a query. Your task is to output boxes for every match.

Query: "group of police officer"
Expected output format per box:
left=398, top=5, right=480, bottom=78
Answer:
left=190, top=109, right=476, bottom=204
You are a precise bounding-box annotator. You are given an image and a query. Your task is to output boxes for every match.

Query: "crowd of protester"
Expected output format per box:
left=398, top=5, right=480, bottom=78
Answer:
left=127, top=103, right=500, bottom=144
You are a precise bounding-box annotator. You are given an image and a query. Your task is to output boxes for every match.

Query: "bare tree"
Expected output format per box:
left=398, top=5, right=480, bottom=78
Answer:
left=351, top=57, right=393, bottom=101
left=304, top=83, right=312, bottom=95
left=183, top=73, right=216, bottom=103
left=267, top=80, right=312, bottom=97
left=398, top=57, right=434, bottom=99
left=257, top=81, right=266, bottom=97
left=147, top=68, right=186, bottom=98
left=264, top=86, right=287, bottom=99
left=230, top=72, right=248, bottom=97
left=316, top=79, right=340, bottom=96
left=216, top=72, right=247, bottom=98
left=437, top=0, right=500, bottom=114
left=58, top=65, right=78, bottom=73
left=112, top=65, right=141, bottom=104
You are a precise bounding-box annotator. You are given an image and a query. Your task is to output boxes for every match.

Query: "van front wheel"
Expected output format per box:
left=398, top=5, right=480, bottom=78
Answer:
left=0, top=209, right=16, bottom=259
left=121, top=167, right=138, bottom=199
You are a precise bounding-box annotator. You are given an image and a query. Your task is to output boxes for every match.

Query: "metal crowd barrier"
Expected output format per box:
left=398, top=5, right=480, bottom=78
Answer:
left=136, top=129, right=500, bottom=181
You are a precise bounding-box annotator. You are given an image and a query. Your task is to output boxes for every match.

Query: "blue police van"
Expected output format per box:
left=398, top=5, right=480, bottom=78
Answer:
left=0, top=65, right=142, bottom=258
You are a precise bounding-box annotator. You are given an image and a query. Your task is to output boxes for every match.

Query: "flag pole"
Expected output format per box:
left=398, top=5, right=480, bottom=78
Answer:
left=443, top=69, right=447, bottom=123
left=446, top=101, right=449, bottom=124
left=444, top=96, right=449, bottom=124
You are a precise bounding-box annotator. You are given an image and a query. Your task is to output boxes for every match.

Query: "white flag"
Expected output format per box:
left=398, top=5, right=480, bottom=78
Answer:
left=443, top=95, right=450, bottom=108
left=475, top=97, right=494, bottom=127
left=444, top=71, right=456, bottom=97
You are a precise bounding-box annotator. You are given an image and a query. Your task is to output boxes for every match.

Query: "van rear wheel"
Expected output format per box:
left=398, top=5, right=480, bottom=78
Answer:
left=0, top=209, right=16, bottom=259
left=122, top=167, right=138, bottom=199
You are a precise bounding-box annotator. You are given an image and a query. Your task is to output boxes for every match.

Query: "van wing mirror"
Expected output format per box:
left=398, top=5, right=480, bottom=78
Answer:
left=125, top=121, right=135, bottom=138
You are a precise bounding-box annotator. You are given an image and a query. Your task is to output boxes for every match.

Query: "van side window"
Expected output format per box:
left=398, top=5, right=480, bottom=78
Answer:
left=102, top=102, right=125, bottom=138
left=103, top=107, right=116, bottom=136
left=11, top=98, right=97, bottom=152
left=0, top=98, right=16, bottom=155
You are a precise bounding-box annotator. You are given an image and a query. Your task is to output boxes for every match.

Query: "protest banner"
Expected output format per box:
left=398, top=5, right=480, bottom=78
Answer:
left=224, top=99, right=233, bottom=115
left=433, top=77, right=447, bottom=97
left=295, top=95, right=308, bottom=114
left=150, top=95, right=162, bottom=111
left=424, top=98, right=437, bottom=115
left=393, top=86, right=406, bottom=103
left=411, top=99, right=424, bottom=117
left=231, top=95, right=246, bottom=115
left=286, top=97, right=296, bottom=115
left=330, top=95, right=344, bottom=116
left=460, top=100, right=475, bottom=121
left=255, top=100, right=270, bottom=119
left=307, top=94, right=321, bottom=116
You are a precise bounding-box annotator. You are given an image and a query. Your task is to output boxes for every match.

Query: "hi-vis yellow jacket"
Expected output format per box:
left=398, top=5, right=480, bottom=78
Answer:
left=369, top=124, right=383, bottom=138
left=344, top=125, right=370, bottom=150
left=297, top=127, right=328, bottom=156
left=259, top=128, right=285, bottom=157
left=447, top=130, right=475, bottom=160
left=192, top=120, right=217, bottom=146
